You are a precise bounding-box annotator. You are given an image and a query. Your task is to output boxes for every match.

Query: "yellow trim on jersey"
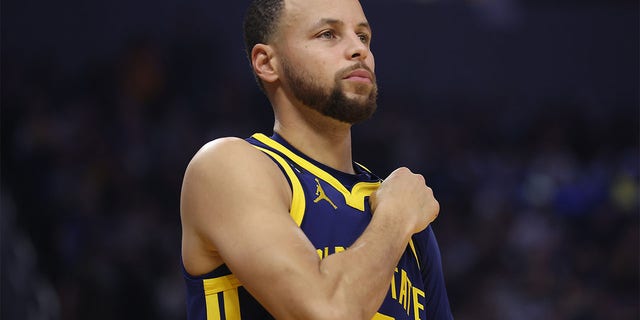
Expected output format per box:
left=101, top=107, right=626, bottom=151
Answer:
left=253, top=133, right=380, bottom=212
left=222, top=289, right=241, bottom=320
left=408, top=239, right=421, bottom=270
left=254, top=146, right=306, bottom=227
left=205, top=293, right=221, bottom=320
left=354, top=161, right=373, bottom=173
left=203, top=274, right=241, bottom=294
left=373, top=312, right=395, bottom=320
left=203, top=274, right=242, bottom=319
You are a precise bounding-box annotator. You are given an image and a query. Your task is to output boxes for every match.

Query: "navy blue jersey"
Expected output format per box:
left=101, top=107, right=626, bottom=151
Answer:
left=183, top=133, right=453, bottom=320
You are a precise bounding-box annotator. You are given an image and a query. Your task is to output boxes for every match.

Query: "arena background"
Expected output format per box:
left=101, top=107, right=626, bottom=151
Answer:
left=1, top=0, right=638, bottom=319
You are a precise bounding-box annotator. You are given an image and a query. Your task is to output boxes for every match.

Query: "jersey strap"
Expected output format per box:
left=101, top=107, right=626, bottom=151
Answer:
left=252, top=145, right=306, bottom=226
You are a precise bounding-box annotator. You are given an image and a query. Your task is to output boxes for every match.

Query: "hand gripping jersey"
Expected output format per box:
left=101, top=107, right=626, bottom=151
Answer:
left=183, top=133, right=453, bottom=320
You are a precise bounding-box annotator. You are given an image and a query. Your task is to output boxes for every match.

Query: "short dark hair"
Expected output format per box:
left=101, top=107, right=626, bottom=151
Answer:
left=243, top=0, right=285, bottom=91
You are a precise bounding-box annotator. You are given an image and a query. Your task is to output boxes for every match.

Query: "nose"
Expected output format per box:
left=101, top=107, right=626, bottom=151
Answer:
left=347, top=34, right=368, bottom=61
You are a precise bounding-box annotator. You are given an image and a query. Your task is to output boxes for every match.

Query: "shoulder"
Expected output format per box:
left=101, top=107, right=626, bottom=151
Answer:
left=184, top=137, right=280, bottom=182
left=181, top=135, right=292, bottom=209
left=188, top=137, right=259, bottom=169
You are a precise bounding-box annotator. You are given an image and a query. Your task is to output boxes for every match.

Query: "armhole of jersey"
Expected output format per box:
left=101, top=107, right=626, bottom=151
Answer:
left=253, top=146, right=306, bottom=227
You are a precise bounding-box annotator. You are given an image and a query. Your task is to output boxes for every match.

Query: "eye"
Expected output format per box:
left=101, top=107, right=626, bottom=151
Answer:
left=318, top=30, right=336, bottom=40
left=358, top=33, right=370, bottom=44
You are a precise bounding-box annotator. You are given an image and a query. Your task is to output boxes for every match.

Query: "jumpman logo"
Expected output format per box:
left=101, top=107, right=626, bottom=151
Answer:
left=314, top=178, right=337, bottom=209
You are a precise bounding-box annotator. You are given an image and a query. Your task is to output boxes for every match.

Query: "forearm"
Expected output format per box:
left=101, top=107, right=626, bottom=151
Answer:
left=317, top=211, right=414, bottom=319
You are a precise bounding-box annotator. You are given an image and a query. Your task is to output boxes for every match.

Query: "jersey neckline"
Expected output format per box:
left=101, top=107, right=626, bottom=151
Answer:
left=266, top=132, right=379, bottom=184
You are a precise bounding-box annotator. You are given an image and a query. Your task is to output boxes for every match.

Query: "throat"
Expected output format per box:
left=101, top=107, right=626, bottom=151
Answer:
left=275, top=127, right=355, bottom=174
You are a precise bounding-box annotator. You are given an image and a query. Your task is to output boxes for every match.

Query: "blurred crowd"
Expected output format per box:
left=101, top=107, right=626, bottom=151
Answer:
left=2, top=3, right=638, bottom=320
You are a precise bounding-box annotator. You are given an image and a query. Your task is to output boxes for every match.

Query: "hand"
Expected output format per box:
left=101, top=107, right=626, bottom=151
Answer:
left=369, top=167, right=440, bottom=234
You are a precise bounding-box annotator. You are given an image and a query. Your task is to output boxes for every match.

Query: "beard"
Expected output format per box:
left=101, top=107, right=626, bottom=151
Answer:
left=280, top=58, right=378, bottom=124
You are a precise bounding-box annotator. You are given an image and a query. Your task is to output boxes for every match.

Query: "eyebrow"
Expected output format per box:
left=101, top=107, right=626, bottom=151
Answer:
left=312, top=18, right=371, bottom=32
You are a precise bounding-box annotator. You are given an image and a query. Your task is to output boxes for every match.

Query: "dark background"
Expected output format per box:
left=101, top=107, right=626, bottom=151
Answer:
left=2, top=0, right=638, bottom=319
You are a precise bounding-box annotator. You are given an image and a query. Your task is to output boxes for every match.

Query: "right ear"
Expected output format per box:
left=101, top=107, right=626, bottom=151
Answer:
left=251, top=44, right=279, bottom=84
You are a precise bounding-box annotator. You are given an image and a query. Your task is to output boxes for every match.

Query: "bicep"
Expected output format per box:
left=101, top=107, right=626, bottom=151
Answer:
left=181, top=139, right=323, bottom=316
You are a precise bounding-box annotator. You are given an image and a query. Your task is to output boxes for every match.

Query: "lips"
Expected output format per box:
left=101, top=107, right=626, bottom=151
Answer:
left=344, top=69, right=372, bottom=83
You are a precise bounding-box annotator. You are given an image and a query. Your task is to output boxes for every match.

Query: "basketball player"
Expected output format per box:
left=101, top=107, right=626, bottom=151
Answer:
left=180, top=0, right=454, bottom=319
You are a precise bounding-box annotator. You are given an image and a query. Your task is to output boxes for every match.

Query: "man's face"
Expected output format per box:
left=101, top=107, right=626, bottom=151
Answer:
left=275, top=0, right=378, bottom=124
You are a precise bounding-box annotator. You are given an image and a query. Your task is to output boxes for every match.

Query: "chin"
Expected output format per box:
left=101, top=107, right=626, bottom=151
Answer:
left=349, top=84, right=373, bottom=96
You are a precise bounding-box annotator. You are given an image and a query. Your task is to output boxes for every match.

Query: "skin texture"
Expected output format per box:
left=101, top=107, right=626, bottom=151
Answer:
left=180, top=0, right=440, bottom=319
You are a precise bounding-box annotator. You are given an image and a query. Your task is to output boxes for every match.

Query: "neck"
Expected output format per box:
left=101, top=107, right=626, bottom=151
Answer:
left=272, top=99, right=355, bottom=174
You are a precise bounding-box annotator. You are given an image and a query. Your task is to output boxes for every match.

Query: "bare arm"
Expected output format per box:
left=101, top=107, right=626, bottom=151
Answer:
left=180, top=138, right=439, bottom=320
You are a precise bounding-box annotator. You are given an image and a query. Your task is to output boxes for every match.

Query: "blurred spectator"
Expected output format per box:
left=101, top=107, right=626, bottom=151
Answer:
left=1, top=1, right=637, bottom=319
